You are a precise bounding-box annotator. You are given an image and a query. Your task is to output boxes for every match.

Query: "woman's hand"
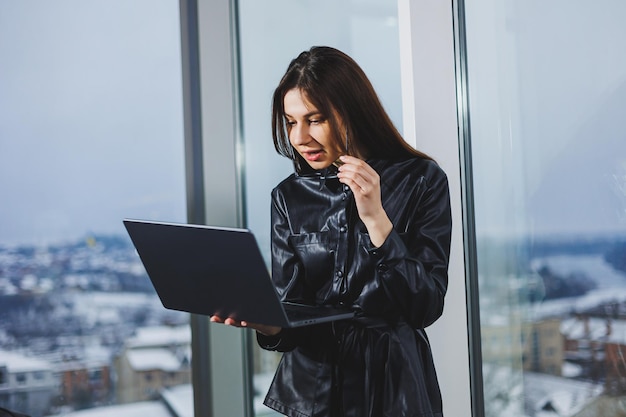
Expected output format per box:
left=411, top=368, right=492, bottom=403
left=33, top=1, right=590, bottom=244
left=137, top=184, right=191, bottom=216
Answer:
left=210, top=315, right=282, bottom=336
left=336, top=155, right=393, bottom=247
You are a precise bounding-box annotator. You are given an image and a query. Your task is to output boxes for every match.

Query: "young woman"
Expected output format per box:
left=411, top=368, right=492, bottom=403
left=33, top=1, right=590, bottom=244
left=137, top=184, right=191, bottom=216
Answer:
left=212, top=46, right=451, bottom=417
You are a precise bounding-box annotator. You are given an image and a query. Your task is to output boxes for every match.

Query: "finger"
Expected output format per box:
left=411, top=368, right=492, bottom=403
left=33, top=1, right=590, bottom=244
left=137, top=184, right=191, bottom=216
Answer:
left=338, top=155, right=366, bottom=166
left=224, top=318, right=239, bottom=326
left=338, top=162, right=378, bottom=188
left=340, top=171, right=376, bottom=196
left=338, top=156, right=377, bottom=176
left=340, top=176, right=369, bottom=197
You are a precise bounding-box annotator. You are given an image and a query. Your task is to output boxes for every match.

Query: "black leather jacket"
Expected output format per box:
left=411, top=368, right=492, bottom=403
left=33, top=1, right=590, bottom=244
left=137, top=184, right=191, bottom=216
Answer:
left=258, top=156, right=451, bottom=417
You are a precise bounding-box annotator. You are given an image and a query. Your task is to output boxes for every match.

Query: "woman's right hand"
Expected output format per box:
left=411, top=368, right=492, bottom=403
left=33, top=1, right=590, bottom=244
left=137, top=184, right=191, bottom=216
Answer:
left=210, top=315, right=282, bottom=336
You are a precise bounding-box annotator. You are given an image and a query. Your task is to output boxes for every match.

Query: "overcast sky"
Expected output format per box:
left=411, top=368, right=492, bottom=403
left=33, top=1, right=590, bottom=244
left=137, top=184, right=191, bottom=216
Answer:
left=467, top=0, right=626, bottom=239
left=1, top=0, right=625, bottom=247
left=0, top=1, right=186, bottom=246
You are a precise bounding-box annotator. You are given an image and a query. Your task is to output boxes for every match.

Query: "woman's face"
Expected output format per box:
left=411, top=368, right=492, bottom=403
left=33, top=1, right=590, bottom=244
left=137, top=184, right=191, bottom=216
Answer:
left=284, top=88, right=342, bottom=170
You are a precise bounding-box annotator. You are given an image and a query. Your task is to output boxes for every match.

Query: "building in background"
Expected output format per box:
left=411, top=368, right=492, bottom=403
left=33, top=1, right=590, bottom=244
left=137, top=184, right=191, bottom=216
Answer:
left=0, top=350, right=57, bottom=416
left=522, top=318, right=563, bottom=376
left=114, top=325, right=191, bottom=404
left=57, top=360, right=111, bottom=410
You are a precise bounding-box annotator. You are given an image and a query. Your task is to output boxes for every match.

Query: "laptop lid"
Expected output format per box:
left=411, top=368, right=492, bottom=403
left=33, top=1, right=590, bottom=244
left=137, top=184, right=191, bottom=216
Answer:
left=122, top=219, right=354, bottom=327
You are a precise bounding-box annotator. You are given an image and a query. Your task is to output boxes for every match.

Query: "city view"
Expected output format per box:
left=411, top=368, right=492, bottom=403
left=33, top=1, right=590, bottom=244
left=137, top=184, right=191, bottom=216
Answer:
left=478, top=233, right=626, bottom=417
left=1, top=2, right=625, bottom=417
left=1, top=231, right=624, bottom=416
left=0, top=234, right=190, bottom=416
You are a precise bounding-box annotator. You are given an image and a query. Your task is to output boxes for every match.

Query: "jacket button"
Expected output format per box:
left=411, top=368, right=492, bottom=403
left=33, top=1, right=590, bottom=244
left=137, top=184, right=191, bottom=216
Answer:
left=339, top=226, right=347, bottom=233
left=336, top=270, right=343, bottom=277
left=377, top=263, right=388, bottom=272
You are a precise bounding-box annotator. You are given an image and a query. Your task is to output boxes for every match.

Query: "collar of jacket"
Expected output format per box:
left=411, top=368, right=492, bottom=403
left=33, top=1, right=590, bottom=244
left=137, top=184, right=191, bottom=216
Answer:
left=295, top=164, right=339, bottom=180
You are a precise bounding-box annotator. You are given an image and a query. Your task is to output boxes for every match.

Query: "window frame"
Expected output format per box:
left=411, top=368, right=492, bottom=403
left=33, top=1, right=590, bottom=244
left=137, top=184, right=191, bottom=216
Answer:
left=182, top=1, right=476, bottom=416
left=398, top=1, right=476, bottom=416
left=179, top=1, right=252, bottom=416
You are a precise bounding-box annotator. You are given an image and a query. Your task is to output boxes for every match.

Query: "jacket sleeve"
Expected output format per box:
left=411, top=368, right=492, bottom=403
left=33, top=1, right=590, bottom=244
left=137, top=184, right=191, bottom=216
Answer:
left=363, top=166, right=452, bottom=329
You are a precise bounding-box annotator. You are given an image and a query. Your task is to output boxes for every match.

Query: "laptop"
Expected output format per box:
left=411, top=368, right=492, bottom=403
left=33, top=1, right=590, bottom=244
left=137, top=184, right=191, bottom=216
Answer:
left=123, top=219, right=355, bottom=327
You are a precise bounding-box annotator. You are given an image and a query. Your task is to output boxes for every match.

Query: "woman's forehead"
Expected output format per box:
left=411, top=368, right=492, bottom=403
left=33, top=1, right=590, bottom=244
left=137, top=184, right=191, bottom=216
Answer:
left=283, top=89, right=318, bottom=114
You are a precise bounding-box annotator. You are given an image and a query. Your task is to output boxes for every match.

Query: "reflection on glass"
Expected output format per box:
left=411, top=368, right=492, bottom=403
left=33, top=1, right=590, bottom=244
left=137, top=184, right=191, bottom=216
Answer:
left=237, top=1, right=403, bottom=415
left=465, top=1, right=626, bottom=416
left=0, top=1, right=187, bottom=416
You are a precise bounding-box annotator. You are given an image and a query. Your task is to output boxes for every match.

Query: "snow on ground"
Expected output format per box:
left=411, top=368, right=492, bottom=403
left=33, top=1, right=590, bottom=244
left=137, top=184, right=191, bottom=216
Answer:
left=524, top=372, right=602, bottom=417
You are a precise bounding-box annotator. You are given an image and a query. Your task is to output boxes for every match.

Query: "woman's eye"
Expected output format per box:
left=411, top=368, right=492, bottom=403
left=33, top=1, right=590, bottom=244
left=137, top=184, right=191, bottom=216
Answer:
left=285, top=120, right=296, bottom=126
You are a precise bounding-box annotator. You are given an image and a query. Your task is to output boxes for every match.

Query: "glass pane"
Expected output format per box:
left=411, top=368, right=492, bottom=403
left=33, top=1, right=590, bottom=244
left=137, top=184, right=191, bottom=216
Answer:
left=464, top=1, right=626, bottom=416
left=237, top=1, right=403, bottom=415
left=0, top=1, right=187, bottom=416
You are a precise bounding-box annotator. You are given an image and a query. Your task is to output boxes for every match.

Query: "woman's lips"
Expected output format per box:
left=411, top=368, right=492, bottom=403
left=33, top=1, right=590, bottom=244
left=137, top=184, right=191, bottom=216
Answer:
left=302, top=150, right=323, bottom=161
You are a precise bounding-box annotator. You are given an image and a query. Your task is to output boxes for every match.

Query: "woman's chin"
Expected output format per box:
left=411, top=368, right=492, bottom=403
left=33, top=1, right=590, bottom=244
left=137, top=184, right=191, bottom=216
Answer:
left=306, top=160, right=333, bottom=170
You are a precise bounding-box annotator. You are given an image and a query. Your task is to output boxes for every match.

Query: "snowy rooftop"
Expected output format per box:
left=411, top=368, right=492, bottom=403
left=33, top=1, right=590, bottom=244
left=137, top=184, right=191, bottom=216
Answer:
left=524, top=371, right=603, bottom=417
left=160, top=384, right=193, bottom=417
left=561, top=317, right=626, bottom=344
left=52, top=400, right=174, bottom=417
left=51, top=383, right=277, bottom=417
left=45, top=386, right=192, bottom=417
left=126, top=325, right=191, bottom=349
left=126, top=348, right=182, bottom=372
left=0, top=349, right=52, bottom=372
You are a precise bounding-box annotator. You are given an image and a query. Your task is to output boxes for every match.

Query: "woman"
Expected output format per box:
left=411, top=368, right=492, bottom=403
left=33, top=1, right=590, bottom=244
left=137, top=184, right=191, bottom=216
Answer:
left=212, top=46, right=451, bottom=417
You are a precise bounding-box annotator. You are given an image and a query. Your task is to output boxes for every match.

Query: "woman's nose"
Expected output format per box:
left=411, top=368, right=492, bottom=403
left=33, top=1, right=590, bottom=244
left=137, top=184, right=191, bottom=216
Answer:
left=290, top=124, right=309, bottom=145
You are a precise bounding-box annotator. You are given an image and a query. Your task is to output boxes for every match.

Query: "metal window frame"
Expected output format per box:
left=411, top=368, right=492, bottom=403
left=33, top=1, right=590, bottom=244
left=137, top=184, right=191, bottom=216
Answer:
left=179, top=1, right=252, bottom=416
left=180, top=0, right=482, bottom=416
left=452, top=1, right=485, bottom=415
left=398, top=1, right=481, bottom=416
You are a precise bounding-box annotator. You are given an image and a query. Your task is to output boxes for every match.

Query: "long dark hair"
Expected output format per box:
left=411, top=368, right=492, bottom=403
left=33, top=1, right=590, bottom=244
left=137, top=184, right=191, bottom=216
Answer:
left=272, top=46, right=432, bottom=173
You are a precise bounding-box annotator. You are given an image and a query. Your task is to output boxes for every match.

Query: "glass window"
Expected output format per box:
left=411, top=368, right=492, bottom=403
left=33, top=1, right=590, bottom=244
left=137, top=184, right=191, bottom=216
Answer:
left=0, top=1, right=186, bottom=415
left=16, top=373, right=27, bottom=385
left=463, top=1, right=626, bottom=416
left=237, top=1, right=403, bottom=415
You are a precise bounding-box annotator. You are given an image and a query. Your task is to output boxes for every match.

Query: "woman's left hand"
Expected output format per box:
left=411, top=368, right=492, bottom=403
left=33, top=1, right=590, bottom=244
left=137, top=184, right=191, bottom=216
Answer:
left=210, top=315, right=281, bottom=336
left=336, top=155, right=393, bottom=247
